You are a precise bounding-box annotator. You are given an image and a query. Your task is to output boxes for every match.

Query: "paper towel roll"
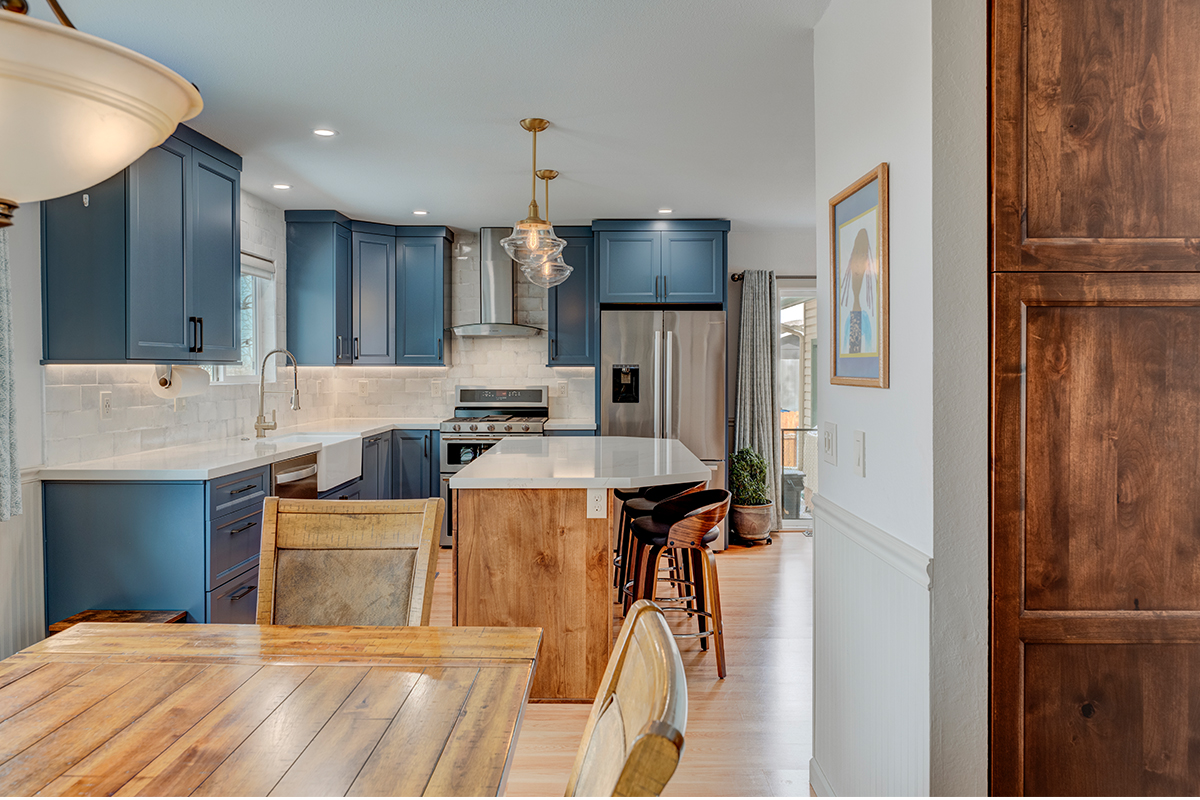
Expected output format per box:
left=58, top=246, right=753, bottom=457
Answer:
left=150, top=365, right=210, bottom=400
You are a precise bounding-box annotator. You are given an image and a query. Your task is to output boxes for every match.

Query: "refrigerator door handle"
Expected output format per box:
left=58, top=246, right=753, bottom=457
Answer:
left=653, top=329, right=662, bottom=438
left=665, top=330, right=674, bottom=440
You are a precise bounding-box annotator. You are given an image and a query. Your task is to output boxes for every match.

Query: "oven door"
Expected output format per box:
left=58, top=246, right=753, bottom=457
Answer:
left=440, top=436, right=505, bottom=472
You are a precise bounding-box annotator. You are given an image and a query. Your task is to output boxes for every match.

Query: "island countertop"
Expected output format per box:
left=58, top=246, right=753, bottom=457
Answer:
left=449, top=435, right=710, bottom=490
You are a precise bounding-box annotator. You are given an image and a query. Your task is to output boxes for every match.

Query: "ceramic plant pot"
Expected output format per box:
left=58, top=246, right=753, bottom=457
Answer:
left=731, top=503, right=773, bottom=540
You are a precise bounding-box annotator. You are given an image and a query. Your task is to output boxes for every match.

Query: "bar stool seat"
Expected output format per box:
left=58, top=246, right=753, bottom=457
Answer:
left=616, top=481, right=707, bottom=596
left=631, top=516, right=720, bottom=547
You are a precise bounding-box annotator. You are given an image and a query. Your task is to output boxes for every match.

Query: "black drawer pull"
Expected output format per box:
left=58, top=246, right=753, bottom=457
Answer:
left=229, top=585, right=256, bottom=601
left=230, top=521, right=257, bottom=535
left=229, top=483, right=258, bottom=495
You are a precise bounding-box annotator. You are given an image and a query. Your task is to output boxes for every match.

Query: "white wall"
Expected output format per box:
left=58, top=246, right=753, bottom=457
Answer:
left=812, top=0, right=987, bottom=794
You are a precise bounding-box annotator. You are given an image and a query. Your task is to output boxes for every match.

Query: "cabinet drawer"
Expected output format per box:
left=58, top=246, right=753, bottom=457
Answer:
left=209, top=507, right=262, bottom=588
left=318, top=478, right=362, bottom=500
left=207, top=564, right=259, bottom=624
left=208, top=465, right=269, bottom=519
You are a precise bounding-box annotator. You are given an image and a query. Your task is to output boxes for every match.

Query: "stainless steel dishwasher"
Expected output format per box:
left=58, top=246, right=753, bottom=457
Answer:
left=271, top=452, right=318, bottom=499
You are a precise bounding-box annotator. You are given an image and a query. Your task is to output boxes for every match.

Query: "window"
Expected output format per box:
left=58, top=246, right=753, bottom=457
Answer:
left=205, top=252, right=276, bottom=383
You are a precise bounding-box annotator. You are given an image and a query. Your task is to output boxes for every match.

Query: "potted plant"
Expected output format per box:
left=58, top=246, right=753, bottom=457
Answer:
left=729, top=447, right=774, bottom=541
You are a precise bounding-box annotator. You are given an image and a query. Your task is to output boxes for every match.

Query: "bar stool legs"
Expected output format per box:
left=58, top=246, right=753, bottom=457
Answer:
left=633, top=541, right=726, bottom=679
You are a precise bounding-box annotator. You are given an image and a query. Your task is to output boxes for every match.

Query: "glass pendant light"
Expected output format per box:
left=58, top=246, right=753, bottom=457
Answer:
left=0, top=1, right=203, bottom=228
left=501, top=118, right=565, bottom=264
left=520, top=169, right=573, bottom=288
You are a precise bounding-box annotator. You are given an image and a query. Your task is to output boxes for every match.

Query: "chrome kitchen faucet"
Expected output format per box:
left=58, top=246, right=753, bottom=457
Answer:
left=255, top=349, right=301, bottom=437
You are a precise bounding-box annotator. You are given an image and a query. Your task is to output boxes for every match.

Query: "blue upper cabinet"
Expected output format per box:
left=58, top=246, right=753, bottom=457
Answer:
left=284, top=212, right=353, bottom=366
left=595, top=220, right=729, bottom=305
left=42, top=124, right=243, bottom=364
left=396, top=231, right=450, bottom=365
left=548, top=228, right=596, bottom=366
left=351, top=227, right=396, bottom=365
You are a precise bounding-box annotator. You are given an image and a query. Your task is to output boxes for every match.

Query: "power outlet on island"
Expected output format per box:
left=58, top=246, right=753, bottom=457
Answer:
left=586, top=488, right=607, bottom=519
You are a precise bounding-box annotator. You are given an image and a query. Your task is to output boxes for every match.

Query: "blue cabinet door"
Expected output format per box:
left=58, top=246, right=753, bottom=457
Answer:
left=360, top=435, right=381, bottom=500
left=319, top=478, right=363, bottom=500
left=335, top=225, right=353, bottom=364
left=188, top=150, right=241, bottom=363
left=352, top=232, right=396, bottom=364
left=393, top=430, right=433, bottom=500
left=127, top=138, right=190, bottom=361
left=662, top=230, right=724, bottom=303
left=598, top=231, right=661, bottom=303
left=548, top=236, right=596, bottom=366
left=396, top=237, right=445, bottom=365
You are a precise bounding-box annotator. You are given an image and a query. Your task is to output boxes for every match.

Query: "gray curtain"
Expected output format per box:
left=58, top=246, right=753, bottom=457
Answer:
left=734, top=269, right=781, bottom=528
left=0, top=230, right=20, bottom=521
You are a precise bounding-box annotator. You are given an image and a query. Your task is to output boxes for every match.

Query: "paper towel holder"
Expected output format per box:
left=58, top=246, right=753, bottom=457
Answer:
left=154, top=364, right=175, bottom=390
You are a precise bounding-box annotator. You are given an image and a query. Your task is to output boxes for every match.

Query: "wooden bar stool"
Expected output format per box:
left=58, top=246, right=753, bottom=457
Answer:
left=611, top=487, right=645, bottom=589
left=616, top=480, right=707, bottom=609
left=630, top=489, right=731, bottom=678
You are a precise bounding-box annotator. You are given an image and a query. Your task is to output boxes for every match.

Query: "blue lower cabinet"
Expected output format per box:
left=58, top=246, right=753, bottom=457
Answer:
left=319, top=478, right=363, bottom=500
left=209, top=506, right=263, bottom=588
left=360, top=433, right=391, bottom=500
left=207, top=564, right=259, bottom=624
left=546, top=429, right=596, bottom=436
left=393, top=430, right=433, bottom=499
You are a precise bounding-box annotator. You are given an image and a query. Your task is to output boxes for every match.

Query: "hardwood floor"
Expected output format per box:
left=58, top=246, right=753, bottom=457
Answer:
left=430, top=532, right=814, bottom=797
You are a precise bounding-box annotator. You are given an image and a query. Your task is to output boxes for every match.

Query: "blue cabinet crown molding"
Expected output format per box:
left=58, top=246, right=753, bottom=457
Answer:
left=554, top=225, right=593, bottom=237
left=171, top=123, right=243, bottom=172
left=350, top=219, right=397, bottom=237
left=284, top=210, right=352, bottom=227
left=591, top=219, right=730, bottom=232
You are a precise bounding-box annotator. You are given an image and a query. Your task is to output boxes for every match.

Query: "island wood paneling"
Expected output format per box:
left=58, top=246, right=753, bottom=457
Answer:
left=992, top=0, right=1200, bottom=794
left=454, top=489, right=611, bottom=702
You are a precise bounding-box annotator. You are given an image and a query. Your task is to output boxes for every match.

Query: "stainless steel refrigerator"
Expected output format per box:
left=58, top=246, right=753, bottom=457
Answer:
left=601, top=310, right=728, bottom=549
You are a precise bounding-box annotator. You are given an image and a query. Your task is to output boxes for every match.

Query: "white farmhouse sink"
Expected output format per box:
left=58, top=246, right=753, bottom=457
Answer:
left=268, top=433, right=362, bottom=491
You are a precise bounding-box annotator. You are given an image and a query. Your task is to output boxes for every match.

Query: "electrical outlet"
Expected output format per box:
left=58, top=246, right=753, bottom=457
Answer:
left=853, top=430, right=866, bottom=477
left=822, top=422, right=838, bottom=466
left=431, top=379, right=442, bottom=397
left=314, top=379, right=323, bottom=395
left=174, top=397, right=187, bottom=412
left=357, top=380, right=369, bottom=397
left=586, top=488, right=607, bottom=519
left=557, top=380, right=569, bottom=397
left=99, top=391, right=113, bottom=421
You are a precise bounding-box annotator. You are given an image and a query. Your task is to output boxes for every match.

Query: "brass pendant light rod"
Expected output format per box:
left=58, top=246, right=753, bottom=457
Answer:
left=519, top=118, right=549, bottom=224
left=537, top=169, right=558, bottom=224
left=1, top=0, right=75, bottom=27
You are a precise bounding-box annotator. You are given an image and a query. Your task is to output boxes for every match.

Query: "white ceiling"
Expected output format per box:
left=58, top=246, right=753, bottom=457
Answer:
left=29, top=0, right=825, bottom=233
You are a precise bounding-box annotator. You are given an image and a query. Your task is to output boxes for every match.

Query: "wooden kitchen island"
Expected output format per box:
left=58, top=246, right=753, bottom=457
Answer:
left=450, top=435, right=710, bottom=702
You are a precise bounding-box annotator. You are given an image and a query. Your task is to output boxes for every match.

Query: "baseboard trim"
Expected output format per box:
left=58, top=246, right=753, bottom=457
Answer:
left=812, top=494, right=932, bottom=589
left=810, top=757, right=835, bottom=796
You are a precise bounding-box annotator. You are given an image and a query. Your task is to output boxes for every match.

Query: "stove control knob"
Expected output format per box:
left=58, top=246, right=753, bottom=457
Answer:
left=469, top=424, right=478, bottom=431
left=522, top=424, right=530, bottom=431
left=487, top=424, right=496, bottom=432
left=505, top=424, right=513, bottom=431
left=452, top=424, right=461, bottom=431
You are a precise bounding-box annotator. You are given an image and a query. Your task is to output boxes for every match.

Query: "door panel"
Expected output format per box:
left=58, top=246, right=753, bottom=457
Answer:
left=600, top=311, right=662, bottom=439
left=188, top=150, right=241, bottom=362
left=396, top=238, right=443, bottom=364
left=548, top=236, right=595, bottom=365
left=662, top=231, right=723, bottom=303
left=360, top=436, right=381, bottom=501
left=393, top=430, right=432, bottom=501
left=352, top=232, right=396, bottom=364
left=664, top=311, right=726, bottom=460
left=597, top=231, right=660, bottom=302
left=335, top=225, right=353, bottom=364
left=127, top=140, right=189, bottom=361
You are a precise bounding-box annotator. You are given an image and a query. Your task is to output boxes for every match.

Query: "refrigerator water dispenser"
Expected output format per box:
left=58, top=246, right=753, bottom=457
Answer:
left=612, top=365, right=639, bottom=403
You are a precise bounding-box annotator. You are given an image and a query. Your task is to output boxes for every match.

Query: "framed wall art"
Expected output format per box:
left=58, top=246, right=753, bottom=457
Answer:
left=830, top=162, right=889, bottom=388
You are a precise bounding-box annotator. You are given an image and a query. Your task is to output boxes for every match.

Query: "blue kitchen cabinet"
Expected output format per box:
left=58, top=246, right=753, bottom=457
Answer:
left=360, top=432, right=392, bottom=501
left=396, top=232, right=451, bottom=365
left=43, top=464, right=268, bottom=628
left=319, top=478, right=363, bottom=500
left=285, top=213, right=354, bottom=365
left=547, top=229, right=596, bottom=366
left=595, top=220, right=728, bottom=305
left=42, top=124, right=243, bottom=364
left=393, top=429, right=434, bottom=500
left=351, top=227, right=396, bottom=365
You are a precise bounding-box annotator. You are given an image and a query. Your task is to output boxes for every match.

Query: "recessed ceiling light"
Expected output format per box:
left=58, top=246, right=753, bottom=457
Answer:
left=658, top=208, right=673, bottom=214
left=412, top=210, right=428, bottom=216
left=272, top=183, right=291, bottom=190
left=312, top=128, right=338, bottom=137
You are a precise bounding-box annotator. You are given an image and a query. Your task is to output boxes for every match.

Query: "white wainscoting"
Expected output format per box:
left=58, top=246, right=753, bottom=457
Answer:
left=810, top=495, right=932, bottom=796
left=0, top=473, right=44, bottom=659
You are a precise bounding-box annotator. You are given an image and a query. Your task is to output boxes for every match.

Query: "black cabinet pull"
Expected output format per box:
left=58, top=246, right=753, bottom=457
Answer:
left=229, top=585, right=256, bottom=601
left=437, top=338, right=443, bottom=360
left=229, top=483, right=258, bottom=495
left=196, top=317, right=204, bottom=353
left=337, top=335, right=343, bottom=358
left=230, top=521, right=257, bottom=535
left=188, top=317, right=198, bottom=353
left=662, top=276, right=668, bottom=297
left=354, top=337, right=360, bottom=359
left=424, top=434, right=429, bottom=458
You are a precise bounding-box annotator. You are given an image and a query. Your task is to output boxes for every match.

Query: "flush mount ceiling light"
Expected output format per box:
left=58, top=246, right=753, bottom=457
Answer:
left=658, top=208, right=673, bottom=214
left=412, top=209, right=428, bottom=216
left=312, top=128, right=338, bottom=137
left=0, top=0, right=203, bottom=228
left=520, top=169, right=573, bottom=289
left=500, top=118, right=566, bottom=265
left=272, top=183, right=291, bottom=190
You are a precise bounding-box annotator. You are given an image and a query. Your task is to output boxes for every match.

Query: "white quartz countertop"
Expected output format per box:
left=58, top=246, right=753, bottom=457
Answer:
left=449, top=436, right=710, bottom=490
left=38, top=417, right=445, bottom=482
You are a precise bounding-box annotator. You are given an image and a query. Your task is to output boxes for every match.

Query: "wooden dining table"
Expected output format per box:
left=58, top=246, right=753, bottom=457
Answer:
left=0, top=622, right=542, bottom=797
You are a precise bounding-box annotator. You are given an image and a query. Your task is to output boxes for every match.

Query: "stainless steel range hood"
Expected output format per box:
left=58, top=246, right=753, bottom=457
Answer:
left=451, top=228, right=542, bottom=338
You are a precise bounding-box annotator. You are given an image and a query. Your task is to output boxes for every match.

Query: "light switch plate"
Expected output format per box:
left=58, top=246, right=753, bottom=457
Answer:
left=99, top=391, right=112, bottom=421
left=822, top=422, right=838, bottom=466
left=586, top=488, right=607, bottom=518
left=557, top=380, right=569, bottom=397
left=431, top=379, right=442, bottom=397
left=853, top=430, right=866, bottom=477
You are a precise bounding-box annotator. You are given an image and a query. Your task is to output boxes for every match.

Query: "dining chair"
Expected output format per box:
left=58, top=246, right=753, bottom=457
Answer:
left=256, top=497, right=444, bottom=626
left=565, top=599, right=687, bottom=797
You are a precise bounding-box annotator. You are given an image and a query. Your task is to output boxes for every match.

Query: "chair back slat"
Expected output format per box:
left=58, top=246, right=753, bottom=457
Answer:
left=256, top=497, right=444, bottom=627
left=652, top=490, right=731, bottom=549
left=566, top=600, right=687, bottom=797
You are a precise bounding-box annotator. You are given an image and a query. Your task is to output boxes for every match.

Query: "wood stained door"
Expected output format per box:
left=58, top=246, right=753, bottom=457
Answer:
left=992, top=0, right=1200, bottom=794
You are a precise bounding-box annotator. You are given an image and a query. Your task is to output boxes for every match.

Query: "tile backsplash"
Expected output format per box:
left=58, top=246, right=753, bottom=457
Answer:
left=40, top=219, right=594, bottom=466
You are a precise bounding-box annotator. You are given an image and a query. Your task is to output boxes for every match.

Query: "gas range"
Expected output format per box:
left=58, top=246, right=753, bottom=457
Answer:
left=440, top=414, right=547, bottom=435
left=439, top=386, right=550, bottom=438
